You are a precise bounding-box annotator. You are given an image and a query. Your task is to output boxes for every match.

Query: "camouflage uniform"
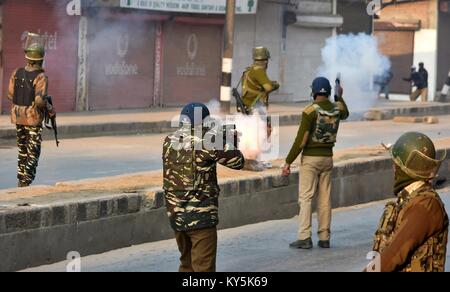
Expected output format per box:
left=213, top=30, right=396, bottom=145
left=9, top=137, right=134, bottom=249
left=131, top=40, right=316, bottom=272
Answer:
left=163, top=126, right=244, bottom=272
left=371, top=132, right=448, bottom=272
left=7, top=65, right=50, bottom=186
left=373, top=181, right=448, bottom=272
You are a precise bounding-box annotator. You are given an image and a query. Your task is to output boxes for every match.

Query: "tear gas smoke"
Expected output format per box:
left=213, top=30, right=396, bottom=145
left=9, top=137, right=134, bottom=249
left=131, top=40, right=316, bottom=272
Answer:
left=318, top=33, right=391, bottom=110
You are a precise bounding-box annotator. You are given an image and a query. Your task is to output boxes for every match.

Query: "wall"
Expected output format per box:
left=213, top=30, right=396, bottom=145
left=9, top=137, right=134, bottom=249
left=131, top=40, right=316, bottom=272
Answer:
left=378, top=0, right=439, bottom=100
left=1, top=0, right=79, bottom=113
left=437, top=1, right=450, bottom=90
left=284, top=0, right=334, bottom=102
left=4, top=148, right=450, bottom=272
left=232, top=1, right=284, bottom=100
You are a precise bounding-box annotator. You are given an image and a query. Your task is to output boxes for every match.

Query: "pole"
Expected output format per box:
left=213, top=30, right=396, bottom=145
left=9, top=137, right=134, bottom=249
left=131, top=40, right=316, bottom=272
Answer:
left=220, top=0, right=236, bottom=114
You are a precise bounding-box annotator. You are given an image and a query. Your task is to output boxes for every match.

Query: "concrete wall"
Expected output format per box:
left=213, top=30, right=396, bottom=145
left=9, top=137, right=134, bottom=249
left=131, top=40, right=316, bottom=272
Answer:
left=232, top=0, right=335, bottom=103
left=379, top=0, right=439, bottom=100
left=2, top=148, right=450, bottom=272
left=232, top=1, right=284, bottom=97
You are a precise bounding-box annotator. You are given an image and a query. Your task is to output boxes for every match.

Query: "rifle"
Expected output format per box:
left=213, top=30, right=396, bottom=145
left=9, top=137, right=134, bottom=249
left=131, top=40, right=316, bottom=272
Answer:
left=43, top=96, right=60, bottom=147
left=231, top=71, right=251, bottom=115
left=334, top=73, right=342, bottom=102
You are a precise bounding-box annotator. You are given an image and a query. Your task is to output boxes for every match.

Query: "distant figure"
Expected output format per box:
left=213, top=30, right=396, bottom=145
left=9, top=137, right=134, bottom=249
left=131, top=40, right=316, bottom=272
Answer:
left=375, top=69, right=394, bottom=100
left=403, top=66, right=427, bottom=102
left=418, top=62, right=429, bottom=100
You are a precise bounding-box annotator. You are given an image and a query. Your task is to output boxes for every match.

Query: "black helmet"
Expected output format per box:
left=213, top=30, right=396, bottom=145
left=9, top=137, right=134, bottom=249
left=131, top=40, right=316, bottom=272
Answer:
left=180, top=102, right=210, bottom=127
left=311, top=77, right=332, bottom=97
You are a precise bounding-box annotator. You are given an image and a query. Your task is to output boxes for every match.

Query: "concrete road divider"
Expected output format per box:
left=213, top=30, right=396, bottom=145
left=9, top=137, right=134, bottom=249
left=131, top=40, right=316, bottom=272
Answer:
left=0, top=149, right=449, bottom=271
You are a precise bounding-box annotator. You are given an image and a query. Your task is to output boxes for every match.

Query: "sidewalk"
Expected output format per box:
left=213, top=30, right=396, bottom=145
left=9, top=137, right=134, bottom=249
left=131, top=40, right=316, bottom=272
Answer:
left=1, top=100, right=449, bottom=141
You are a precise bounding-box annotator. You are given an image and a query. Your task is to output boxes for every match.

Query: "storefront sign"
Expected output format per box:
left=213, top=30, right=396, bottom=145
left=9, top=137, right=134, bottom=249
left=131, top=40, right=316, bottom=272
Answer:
left=120, top=0, right=258, bottom=15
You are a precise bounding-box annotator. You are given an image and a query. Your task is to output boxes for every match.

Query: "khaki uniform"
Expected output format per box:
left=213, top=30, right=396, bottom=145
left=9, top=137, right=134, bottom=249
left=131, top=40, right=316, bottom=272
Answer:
left=242, top=64, right=278, bottom=111
left=286, top=98, right=349, bottom=241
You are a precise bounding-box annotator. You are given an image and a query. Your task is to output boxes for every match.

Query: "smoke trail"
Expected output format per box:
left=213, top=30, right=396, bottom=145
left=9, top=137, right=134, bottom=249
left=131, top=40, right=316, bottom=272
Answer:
left=318, top=33, right=391, bottom=110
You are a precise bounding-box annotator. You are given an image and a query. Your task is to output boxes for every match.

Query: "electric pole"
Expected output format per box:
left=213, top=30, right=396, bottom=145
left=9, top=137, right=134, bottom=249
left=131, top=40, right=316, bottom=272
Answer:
left=220, top=0, right=236, bottom=114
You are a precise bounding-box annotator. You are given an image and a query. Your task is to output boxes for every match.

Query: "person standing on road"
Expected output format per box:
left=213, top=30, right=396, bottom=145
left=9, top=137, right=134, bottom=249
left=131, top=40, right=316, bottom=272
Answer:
left=371, top=132, right=448, bottom=272
left=282, top=77, right=349, bottom=249
left=418, top=62, right=429, bottom=101
left=403, top=66, right=427, bottom=102
left=7, top=33, right=55, bottom=187
left=162, top=103, right=245, bottom=272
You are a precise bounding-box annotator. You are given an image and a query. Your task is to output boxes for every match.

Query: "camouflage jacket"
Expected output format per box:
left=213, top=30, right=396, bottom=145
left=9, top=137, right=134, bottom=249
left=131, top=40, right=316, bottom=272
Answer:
left=373, top=181, right=449, bottom=272
left=7, top=65, right=51, bottom=127
left=163, top=127, right=245, bottom=232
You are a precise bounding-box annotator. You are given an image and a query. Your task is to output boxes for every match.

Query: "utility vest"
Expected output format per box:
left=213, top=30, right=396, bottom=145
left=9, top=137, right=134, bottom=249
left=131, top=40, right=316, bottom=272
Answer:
left=373, top=182, right=449, bottom=272
left=13, top=68, right=43, bottom=106
left=310, top=104, right=341, bottom=144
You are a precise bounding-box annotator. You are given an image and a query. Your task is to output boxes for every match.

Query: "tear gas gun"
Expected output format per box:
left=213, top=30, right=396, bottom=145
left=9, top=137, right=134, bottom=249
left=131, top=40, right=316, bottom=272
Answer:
left=335, top=73, right=342, bottom=102
left=43, top=96, right=60, bottom=147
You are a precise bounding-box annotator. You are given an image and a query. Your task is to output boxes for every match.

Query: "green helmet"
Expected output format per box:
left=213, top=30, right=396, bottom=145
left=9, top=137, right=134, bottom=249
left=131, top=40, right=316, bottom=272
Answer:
left=252, top=47, right=271, bottom=61
left=391, top=132, right=445, bottom=180
left=25, top=43, right=45, bottom=61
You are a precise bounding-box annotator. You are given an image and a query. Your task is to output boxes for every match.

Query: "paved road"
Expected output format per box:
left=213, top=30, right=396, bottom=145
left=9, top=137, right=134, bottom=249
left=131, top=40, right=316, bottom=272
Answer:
left=24, top=190, right=450, bottom=272
left=2, top=116, right=450, bottom=190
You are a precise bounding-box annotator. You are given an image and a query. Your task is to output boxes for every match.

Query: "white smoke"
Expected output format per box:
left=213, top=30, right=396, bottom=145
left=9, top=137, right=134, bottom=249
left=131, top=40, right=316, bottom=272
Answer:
left=318, top=33, right=391, bottom=110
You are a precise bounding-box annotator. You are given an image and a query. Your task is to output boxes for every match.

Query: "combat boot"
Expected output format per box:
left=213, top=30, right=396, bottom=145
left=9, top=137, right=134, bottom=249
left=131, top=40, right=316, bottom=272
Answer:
left=18, top=181, right=30, bottom=188
left=289, top=238, right=313, bottom=249
left=318, top=240, right=330, bottom=248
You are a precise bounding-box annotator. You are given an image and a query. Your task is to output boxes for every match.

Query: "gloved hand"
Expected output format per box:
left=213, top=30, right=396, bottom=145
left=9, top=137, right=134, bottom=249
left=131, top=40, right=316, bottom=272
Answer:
left=272, top=81, right=280, bottom=91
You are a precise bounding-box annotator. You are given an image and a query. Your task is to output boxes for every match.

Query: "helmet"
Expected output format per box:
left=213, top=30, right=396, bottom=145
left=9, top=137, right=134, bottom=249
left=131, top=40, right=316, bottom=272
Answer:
left=180, top=102, right=210, bottom=127
left=24, top=33, right=46, bottom=61
left=252, top=47, right=271, bottom=61
left=311, top=77, right=332, bottom=97
left=391, top=132, right=445, bottom=180
left=25, top=43, right=45, bottom=61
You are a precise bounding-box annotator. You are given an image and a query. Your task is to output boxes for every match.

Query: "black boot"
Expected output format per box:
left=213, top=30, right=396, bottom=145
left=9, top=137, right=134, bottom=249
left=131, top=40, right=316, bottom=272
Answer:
left=18, top=181, right=30, bottom=188
left=318, top=240, right=330, bottom=248
left=289, top=238, right=313, bottom=249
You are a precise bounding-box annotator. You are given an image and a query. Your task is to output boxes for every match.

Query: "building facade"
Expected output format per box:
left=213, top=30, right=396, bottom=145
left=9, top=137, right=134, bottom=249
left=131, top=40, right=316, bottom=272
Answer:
left=0, top=0, right=345, bottom=113
left=374, top=0, right=450, bottom=100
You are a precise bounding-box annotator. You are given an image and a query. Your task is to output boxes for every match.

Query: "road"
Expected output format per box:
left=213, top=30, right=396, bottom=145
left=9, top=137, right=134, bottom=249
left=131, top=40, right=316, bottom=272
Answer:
left=24, top=190, right=450, bottom=272
left=2, top=116, right=450, bottom=189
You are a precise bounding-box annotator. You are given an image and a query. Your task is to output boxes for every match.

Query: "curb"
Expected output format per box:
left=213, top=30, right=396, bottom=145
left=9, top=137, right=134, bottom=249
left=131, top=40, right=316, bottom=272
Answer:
left=2, top=103, right=450, bottom=141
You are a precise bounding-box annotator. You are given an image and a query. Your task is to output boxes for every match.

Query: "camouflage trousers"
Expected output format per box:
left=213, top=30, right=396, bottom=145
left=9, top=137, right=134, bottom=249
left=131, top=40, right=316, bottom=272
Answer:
left=16, top=125, right=43, bottom=186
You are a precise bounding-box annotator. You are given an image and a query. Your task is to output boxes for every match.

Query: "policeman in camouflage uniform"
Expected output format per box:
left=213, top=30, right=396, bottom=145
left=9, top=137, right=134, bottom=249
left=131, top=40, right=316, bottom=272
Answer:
left=7, top=33, right=55, bottom=187
left=163, top=102, right=245, bottom=272
left=282, top=77, right=349, bottom=249
left=371, top=132, right=448, bottom=272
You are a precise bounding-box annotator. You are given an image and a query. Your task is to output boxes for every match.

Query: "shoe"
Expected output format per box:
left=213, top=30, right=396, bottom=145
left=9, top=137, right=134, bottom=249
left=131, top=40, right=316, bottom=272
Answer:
left=289, top=238, right=313, bottom=249
left=243, top=160, right=265, bottom=172
left=18, top=181, right=30, bottom=188
left=318, top=240, right=330, bottom=248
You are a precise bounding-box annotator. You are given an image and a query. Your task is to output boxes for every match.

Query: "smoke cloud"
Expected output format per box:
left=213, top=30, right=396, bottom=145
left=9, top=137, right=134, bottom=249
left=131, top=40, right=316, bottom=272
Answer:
left=318, top=33, right=391, bottom=110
